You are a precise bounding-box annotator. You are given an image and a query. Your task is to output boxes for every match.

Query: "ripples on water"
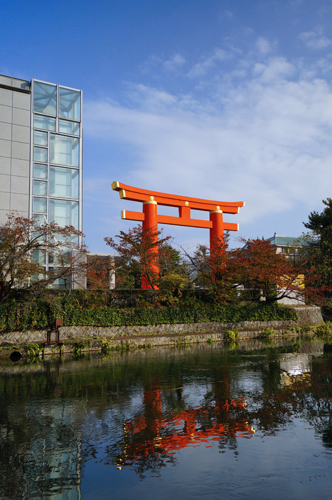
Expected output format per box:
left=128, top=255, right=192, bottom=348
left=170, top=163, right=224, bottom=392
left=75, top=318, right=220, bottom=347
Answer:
left=1, top=339, right=332, bottom=499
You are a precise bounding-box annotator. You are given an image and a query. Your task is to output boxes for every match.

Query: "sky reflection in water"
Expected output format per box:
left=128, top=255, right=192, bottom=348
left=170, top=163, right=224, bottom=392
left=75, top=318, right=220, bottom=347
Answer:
left=1, top=339, right=332, bottom=499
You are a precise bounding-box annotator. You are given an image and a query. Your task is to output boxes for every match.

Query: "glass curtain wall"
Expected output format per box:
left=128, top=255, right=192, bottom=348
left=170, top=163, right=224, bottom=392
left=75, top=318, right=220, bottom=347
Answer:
left=30, top=80, right=82, bottom=287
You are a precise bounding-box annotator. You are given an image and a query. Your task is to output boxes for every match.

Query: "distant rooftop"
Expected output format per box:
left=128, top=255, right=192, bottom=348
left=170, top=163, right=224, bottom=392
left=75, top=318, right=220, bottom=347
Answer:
left=267, top=234, right=317, bottom=246
left=267, top=234, right=300, bottom=246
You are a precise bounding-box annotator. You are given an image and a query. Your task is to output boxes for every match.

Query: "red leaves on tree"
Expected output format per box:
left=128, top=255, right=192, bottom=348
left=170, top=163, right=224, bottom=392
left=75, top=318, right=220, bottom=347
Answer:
left=232, top=238, right=325, bottom=304
left=0, top=213, right=84, bottom=302
left=104, top=225, right=172, bottom=290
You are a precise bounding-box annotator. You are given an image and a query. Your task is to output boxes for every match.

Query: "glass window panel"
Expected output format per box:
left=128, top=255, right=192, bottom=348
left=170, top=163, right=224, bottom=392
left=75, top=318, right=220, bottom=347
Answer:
left=31, top=230, right=43, bottom=242
left=32, top=213, right=47, bottom=226
left=33, top=163, right=48, bottom=179
left=51, top=233, right=79, bottom=247
left=33, top=180, right=47, bottom=196
left=33, top=249, right=46, bottom=265
left=34, top=147, right=48, bottom=163
left=50, top=135, right=79, bottom=167
left=34, top=130, right=48, bottom=146
left=59, top=87, right=81, bottom=120
left=33, top=197, right=47, bottom=213
left=59, top=119, right=80, bottom=136
left=48, top=252, right=62, bottom=266
left=34, top=114, right=56, bottom=131
left=49, top=272, right=71, bottom=289
left=49, top=199, right=79, bottom=228
left=33, top=81, right=57, bottom=115
left=50, top=166, right=78, bottom=199
left=31, top=271, right=47, bottom=282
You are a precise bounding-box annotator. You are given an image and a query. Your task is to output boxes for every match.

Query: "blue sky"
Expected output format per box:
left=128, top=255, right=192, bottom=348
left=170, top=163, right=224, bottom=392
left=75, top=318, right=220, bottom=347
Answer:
left=2, top=0, right=332, bottom=253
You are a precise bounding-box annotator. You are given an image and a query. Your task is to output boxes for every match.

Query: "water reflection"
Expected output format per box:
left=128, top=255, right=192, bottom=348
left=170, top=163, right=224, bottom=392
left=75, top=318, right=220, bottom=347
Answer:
left=1, top=339, right=332, bottom=499
left=114, top=389, right=254, bottom=471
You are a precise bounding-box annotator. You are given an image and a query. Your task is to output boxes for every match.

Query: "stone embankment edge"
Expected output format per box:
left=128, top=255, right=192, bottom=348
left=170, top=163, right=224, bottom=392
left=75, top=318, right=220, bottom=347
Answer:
left=0, top=306, right=323, bottom=358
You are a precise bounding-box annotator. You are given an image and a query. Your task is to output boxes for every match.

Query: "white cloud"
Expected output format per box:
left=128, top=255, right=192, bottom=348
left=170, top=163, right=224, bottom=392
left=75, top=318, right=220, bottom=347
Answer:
left=162, top=54, right=186, bottom=72
left=298, top=28, right=332, bottom=50
left=84, top=41, right=332, bottom=248
left=187, top=48, right=233, bottom=78
left=124, top=83, right=177, bottom=112
left=140, top=53, right=186, bottom=76
left=252, top=57, right=296, bottom=82
left=255, top=37, right=274, bottom=55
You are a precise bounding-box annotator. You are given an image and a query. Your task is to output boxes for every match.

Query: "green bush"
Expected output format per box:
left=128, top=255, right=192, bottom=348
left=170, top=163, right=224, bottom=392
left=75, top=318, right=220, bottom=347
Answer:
left=224, top=330, right=239, bottom=341
left=25, top=343, right=43, bottom=359
left=313, top=322, right=332, bottom=337
left=322, top=300, right=332, bottom=322
left=288, top=326, right=302, bottom=334
left=261, top=327, right=275, bottom=338
left=0, top=300, right=57, bottom=332
left=0, top=297, right=298, bottom=332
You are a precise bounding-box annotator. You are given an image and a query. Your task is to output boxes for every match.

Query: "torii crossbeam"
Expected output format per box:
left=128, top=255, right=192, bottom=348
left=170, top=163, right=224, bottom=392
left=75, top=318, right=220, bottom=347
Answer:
left=112, top=181, right=245, bottom=288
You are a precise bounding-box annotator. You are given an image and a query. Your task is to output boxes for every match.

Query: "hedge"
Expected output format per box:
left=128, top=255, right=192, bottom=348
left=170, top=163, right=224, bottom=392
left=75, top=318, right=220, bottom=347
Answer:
left=0, top=300, right=297, bottom=332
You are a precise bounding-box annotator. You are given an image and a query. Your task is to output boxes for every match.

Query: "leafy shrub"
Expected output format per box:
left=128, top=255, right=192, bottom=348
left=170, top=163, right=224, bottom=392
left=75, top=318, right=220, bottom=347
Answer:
left=100, top=337, right=114, bottom=352
left=288, top=326, right=302, bottom=334
left=24, top=343, right=43, bottom=359
left=224, top=330, right=239, bottom=341
left=73, top=340, right=92, bottom=355
left=322, top=300, right=332, bottom=322
left=313, top=322, right=332, bottom=337
left=261, top=327, right=275, bottom=338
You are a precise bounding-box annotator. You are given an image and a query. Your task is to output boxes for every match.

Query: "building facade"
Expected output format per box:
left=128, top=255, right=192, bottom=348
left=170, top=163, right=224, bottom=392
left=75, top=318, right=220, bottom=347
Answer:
left=0, top=74, right=83, bottom=284
left=0, top=74, right=83, bottom=234
left=266, top=234, right=300, bottom=261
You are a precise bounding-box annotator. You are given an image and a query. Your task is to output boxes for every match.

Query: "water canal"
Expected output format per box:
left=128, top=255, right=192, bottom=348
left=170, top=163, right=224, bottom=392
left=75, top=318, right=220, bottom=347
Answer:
left=1, top=338, right=332, bottom=499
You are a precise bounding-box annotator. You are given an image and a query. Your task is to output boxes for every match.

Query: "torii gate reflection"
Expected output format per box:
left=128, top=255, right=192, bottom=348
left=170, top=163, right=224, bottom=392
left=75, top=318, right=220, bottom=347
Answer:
left=112, top=181, right=245, bottom=289
left=115, top=382, right=255, bottom=469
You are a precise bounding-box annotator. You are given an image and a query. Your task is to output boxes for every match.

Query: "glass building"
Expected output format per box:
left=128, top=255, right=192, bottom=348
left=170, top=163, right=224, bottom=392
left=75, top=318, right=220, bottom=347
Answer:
left=31, top=79, right=83, bottom=233
left=0, top=74, right=82, bottom=230
left=0, top=74, right=83, bottom=286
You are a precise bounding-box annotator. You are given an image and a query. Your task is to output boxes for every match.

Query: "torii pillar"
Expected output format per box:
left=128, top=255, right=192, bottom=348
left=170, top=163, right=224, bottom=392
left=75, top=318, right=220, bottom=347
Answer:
left=112, top=182, right=244, bottom=289
left=142, top=199, right=158, bottom=289
left=209, top=208, right=224, bottom=250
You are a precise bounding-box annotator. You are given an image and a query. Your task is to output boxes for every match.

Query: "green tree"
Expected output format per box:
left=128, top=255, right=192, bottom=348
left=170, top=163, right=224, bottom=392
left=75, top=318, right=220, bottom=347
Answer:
left=158, top=242, right=190, bottom=294
left=185, top=233, right=239, bottom=302
left=304, top=198, right=332, bottom=289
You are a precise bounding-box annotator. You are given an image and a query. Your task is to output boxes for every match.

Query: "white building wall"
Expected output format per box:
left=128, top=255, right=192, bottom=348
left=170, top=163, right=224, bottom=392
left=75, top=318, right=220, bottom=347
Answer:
left=0, top=75, right=31, bottom=223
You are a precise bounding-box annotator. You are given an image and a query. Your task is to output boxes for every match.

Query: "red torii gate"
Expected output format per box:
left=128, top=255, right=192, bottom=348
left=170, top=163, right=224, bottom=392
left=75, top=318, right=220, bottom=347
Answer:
left=112, top=181, right=244, bottom=289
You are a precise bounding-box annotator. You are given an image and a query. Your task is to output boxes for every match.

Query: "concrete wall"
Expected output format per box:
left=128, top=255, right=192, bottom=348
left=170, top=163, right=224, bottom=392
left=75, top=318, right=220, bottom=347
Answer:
left=0, top=75, right=31, bottom=223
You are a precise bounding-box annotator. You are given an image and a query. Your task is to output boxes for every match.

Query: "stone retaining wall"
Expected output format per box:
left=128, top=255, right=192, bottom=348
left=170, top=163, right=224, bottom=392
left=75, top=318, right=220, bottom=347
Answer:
left=0, top=305, right=323, bottom=349
left=293, top=305, right=323, bottom=326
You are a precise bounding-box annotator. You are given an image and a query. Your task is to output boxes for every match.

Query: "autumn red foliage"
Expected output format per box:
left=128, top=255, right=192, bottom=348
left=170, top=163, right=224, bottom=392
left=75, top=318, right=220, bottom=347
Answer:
left=230, top=238, right=325, bottom=304
left=188, top=236, right=325, bottom=304
left=0, top=213, right=84, bottom=302
left=104, top=225, right=172, bottom=290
